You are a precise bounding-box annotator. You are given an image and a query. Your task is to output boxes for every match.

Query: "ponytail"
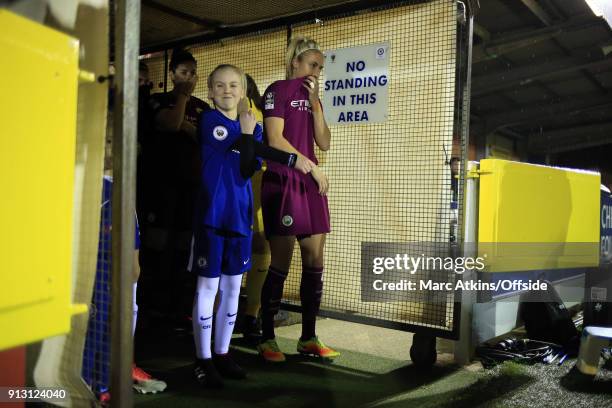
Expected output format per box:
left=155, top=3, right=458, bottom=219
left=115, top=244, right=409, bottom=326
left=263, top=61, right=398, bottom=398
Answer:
left=285, top=36, right=320, bottom=79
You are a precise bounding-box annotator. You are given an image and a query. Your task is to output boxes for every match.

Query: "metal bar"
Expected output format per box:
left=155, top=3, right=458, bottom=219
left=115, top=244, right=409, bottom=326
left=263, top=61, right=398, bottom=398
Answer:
left=473, top=23, right=490, bottom=41
left=485, top=95, right=612, bottom=133
left=537, top=134, right=612, bottom=154
left=497, top=127, right=527, bottom=140
left=472, top=15, right=598, bottom=63
left=529, top=122, right=612, bottom=153
left=581, top=68, right=609, bottom=94
left=456, top=0, right=473, bottom=261
left=142, top=0, right=221, bottom=28
left=111, top=0, right=140, bottom=406
left=473, top=27, right=562, bottom=63
left=549, top=37, right=609, bottom=96
left=140, top=0, right=429, bottom=54
left=472, top=55, right=612, bottom=97
left=454, top=162, right=479, bottom=364
left=540, top=0, right=565, bottom=20
left=524, top=0, right=610, bottom=99
left=520, top=0, right=554, bottom=26
left=281, top=303, right=457, bottom=338
left=453, top=0, right=475, bottom=365
left=543, top=13, right=610, bottom=99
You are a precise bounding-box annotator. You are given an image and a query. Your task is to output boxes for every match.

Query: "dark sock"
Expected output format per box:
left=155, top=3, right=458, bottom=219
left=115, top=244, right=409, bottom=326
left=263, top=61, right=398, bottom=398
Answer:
left=260, top=266, right=288, bottom=341
left=300, top=266, right=324, bottom=341
left=242, top=315, right=261, bottom=342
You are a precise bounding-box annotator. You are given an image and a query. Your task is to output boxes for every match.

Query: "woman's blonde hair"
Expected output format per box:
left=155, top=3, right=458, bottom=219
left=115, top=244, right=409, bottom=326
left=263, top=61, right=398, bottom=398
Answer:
left=207, top=64, right=247, bottom=92
left=285, top=36, right=321, bottom=79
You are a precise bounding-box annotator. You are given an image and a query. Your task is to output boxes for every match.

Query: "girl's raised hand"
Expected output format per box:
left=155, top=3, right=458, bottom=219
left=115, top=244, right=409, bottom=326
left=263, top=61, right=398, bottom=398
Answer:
left=175, top=74, right=198, bottom=96
left=239, top=108, right=257, bottom=135
left=238, top=97, right=250, bottom=115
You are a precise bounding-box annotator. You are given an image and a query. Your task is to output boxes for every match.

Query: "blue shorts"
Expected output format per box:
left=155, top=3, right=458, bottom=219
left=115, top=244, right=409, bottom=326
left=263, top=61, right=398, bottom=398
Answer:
left=189, top=227, right=252, bottom=278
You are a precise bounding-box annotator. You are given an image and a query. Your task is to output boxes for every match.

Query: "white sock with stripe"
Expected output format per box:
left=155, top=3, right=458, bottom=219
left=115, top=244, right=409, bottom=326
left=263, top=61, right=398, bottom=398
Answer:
left=193, top=276, right=219, bottom=359
left=213, top=274, right=242, bottom=355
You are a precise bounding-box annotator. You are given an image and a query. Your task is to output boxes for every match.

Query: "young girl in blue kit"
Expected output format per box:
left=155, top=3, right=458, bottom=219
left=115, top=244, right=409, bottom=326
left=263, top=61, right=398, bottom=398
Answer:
left=189, top=64, right=314, bottom=388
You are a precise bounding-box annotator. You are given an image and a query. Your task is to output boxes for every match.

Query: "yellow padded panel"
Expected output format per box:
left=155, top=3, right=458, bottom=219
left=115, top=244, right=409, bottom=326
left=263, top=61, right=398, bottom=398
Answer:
left=478, top=159, right=600, bottom=272
left=0, top=10, right=82, bottom=350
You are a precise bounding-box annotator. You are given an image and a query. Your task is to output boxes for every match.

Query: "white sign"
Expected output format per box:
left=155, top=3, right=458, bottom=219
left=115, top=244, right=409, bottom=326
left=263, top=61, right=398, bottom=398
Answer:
left=322, top=42, right=390, bottom=125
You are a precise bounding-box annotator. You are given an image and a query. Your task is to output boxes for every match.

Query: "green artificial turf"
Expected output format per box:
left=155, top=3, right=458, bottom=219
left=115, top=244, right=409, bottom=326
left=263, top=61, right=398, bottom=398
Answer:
left=134, top=327, right=612, bottom=408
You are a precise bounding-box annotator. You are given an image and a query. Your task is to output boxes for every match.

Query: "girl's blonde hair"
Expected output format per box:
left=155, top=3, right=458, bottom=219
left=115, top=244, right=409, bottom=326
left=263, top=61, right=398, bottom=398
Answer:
left=285, top=36, right=321, bottom=79
left=207, top=64, right=247, bottom=92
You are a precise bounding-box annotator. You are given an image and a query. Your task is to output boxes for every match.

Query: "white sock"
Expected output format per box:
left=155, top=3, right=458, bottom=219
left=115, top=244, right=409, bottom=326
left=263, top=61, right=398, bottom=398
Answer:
left=214, top=274, right=243, bottom=355
left=132, top=282, right=138, bottom=337
left=193, top=276, right=219, bottom=359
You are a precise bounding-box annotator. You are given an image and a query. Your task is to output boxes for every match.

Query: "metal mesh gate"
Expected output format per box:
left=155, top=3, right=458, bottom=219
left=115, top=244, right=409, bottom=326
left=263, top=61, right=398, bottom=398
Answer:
left=141, top=0, right=470, bottom=339
left=289, top=0, right=460, bottom=335
left=82, top=177, right=113, bottom=397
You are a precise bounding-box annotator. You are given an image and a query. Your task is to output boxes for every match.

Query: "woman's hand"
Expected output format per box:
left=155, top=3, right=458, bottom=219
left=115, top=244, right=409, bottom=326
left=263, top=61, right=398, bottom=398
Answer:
left=174, top=74, right=198, bottom=97
left=294, top=156, right=315, bottom=175
left=239, top=108, right=257, bottom=135
left=310, top=165, right=329, bottom=195
left=302, top=75, right=320, bottom=109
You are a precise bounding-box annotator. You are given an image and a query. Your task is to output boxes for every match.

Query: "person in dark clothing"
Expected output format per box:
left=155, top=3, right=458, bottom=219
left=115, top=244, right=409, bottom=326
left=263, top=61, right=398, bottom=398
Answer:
left=137, top=49, right=210, bottom=331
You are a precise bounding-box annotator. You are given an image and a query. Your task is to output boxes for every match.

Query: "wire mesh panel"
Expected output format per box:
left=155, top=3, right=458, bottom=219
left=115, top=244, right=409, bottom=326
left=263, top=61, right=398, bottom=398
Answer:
left=82, top=177, right=113, bottom=398
left=188, top=30, right=287, bottom=105
left=142, top=52, right=167, bottom=95
left=141, top=29, right=288, bottom=108
left=287, top=0, right=461, bottom=335
left=141, top=0, right=470, bottom=338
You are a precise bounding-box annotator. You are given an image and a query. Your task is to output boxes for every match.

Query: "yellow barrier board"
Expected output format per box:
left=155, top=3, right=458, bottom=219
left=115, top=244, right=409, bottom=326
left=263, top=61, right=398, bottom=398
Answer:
left=0, top=10, right=84, bottom=350
left=478, top=159, right=600, bottom=272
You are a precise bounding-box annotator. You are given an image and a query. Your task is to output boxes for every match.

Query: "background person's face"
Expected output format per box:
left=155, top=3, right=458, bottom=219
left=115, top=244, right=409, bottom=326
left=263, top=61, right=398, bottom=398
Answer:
left=451, top=159, right=459, bottom=174
left=139, top=69, right=149, bottom=87
left=171, top=62, right=197, bottom=85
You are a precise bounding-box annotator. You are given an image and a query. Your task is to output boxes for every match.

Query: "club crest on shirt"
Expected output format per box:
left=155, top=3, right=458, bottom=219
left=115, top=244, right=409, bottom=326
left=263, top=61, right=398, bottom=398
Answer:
left=281, top=215, right=293, bottom=227
left=265, top=92, right=274, bottom=110
left=197, top=257, right=208, bottom=268
left=213, top=125, right=228, bottom=141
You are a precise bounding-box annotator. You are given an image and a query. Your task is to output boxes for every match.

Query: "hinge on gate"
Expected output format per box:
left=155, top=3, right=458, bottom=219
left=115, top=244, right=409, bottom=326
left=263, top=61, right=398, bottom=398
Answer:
left=78, top=69, right=96, bottom=83
left=466, top=168, right=492, bottom=178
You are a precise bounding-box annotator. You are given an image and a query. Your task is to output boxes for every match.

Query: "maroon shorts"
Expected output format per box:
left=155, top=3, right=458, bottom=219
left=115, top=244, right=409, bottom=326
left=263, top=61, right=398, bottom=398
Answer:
left=261, top=169, right=331, bottom=238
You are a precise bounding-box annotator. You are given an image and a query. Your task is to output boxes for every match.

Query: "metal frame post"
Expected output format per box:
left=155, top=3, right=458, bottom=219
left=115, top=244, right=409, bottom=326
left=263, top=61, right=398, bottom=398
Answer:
left=453, top=0, right=476, bottom=364
left=111, top=0, right=141, bottom=406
